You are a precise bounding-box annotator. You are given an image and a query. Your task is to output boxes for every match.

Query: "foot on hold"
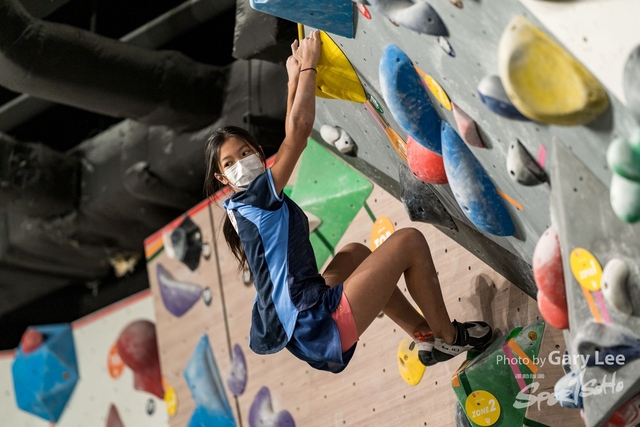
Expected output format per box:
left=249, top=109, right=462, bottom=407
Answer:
left=412, top=331, right=438, bottom=367
left=433, top=320, right=492, bottom=362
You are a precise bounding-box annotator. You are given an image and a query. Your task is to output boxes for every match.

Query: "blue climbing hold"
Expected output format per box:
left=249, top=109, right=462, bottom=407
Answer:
left=184, top=335, right=236, bottom=427
left=250, top=0, right=354, bottom=39
left=379, top=44, right=442, bottom=154
left=12, top=324, right=79, bottom=423
left=477, top=75, right=530, bottom=121
left=441, top=121, right=515, bottom=236
left=554, top=370, right=583, bottom=409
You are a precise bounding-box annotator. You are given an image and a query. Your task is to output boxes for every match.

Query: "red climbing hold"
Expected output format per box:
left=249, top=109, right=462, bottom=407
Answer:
left=407, top=135, right=448, bottom=185
left=357, top=4, right=371, bottom=19
left=116, top=320, right=164, bottom=399
left=532, top=227, right=566, bottom=307
left=106, top=404, right=125, bottom=427
left=20, top=328, right=44, bottom=354
left=537, top=290, right=569, bottom=330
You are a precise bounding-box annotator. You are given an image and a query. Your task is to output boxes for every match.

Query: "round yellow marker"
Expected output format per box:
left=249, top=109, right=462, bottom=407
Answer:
left=162, top=378, right=178, bottom=417
left=397, top=338, right=426, bottom=386
left=570, top=248, right=603, bottom=292
left=107, top=343, right=124, bottom=379
left=465, top=390, right=501, bottom=426
left=370, top=216, right=395, bottom=251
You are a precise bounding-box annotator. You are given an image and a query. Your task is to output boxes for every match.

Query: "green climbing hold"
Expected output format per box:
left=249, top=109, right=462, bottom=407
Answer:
left=290, top=139, right=373, bottom=268
left=607, top=128, right=640, bottom=223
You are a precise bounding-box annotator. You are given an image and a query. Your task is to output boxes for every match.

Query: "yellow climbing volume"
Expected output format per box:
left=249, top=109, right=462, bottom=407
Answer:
left=498, top=16, right=609, bottom=126
left=298, top=24, right=366, bottom=103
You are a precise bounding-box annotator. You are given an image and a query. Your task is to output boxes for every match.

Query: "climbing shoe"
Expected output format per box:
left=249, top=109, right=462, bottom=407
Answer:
left=412, top=332, right=438, bottom=367
left=432, top=320, right=492, bottom=362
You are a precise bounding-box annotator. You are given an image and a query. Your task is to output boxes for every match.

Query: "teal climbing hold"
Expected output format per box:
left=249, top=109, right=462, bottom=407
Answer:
left=441, top=121, right=515, bottom=236
left=289, top=139, right=372, bottom=268
left=250, top=0, right=354, bottom=39
left=379, top=44, right=442, bottom=155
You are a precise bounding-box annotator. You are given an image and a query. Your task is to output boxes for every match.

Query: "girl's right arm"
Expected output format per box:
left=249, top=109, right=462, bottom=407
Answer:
left=270, top=31, right=321, bottom=195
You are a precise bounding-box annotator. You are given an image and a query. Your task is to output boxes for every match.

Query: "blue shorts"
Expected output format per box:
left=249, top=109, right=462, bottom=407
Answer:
left=285, top=283, right=357, bottom=373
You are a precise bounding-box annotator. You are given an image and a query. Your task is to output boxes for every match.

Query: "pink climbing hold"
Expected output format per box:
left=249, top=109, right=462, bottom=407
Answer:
left=602, top=392, right=640, bottom=427
left=106, top=404, right=125, bottom=427
left=537, top=290, right=569, bottom=330
left=20, top=328, right=45, bottom=354
left=116, top=320, right=164, bottom=399
left=452, top=103, right=484, bottom=148
left=407, top=135, right=448, bottom=185
left=532, top=226, right=567, bottom=308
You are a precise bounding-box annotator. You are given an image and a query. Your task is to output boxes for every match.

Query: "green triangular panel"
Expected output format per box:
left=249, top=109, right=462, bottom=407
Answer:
left=452, top=321, right=545, bottom=427
left=290, top=139, right=373, bottom=268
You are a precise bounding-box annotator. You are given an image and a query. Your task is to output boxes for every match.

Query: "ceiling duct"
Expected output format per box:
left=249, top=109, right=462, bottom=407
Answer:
left=0, top=0, right=233, bottom=131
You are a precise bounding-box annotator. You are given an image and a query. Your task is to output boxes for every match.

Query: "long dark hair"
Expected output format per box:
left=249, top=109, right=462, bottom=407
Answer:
left=204, top=126, right=265, bottom=274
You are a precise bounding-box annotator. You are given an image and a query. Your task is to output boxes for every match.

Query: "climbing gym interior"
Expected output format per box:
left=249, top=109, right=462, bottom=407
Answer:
left=1, top=0, right=640, bottom=426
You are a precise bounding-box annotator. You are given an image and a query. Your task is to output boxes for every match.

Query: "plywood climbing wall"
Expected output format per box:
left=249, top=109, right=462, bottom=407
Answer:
left=146, top=144, right=582, bottom=427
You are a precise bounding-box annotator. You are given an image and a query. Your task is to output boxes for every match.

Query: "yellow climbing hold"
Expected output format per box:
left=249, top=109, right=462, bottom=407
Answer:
left=570, top=248, right=603, bottom=292
left=415, top=67, right=452, bottom=110
left=498, top=16, right=609, bottom=126
left=298, top=25, right=366, bottom=103
left=397, top=338, right=426, bottom=386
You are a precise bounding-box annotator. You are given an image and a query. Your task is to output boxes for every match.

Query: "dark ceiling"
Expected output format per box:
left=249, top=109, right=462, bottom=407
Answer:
left=0, top=0, right=238, bottom=350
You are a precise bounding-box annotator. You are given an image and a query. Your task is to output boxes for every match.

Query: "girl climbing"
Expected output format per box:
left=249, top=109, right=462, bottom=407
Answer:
left=204, top=31, right=492, bottom=373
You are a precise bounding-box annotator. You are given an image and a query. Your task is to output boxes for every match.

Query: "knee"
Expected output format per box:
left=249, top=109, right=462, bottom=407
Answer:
left=342, top=242, right=372, bottom=263
left=394, top=228, right=430, bottom=253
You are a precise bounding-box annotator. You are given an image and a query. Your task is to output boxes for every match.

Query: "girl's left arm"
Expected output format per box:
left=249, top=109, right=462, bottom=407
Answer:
left=270, top=31, right=321, bottom=195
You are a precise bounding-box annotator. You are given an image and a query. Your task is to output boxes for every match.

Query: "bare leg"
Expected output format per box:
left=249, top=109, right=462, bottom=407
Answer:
left=323, top=241, right=435, bottom=339
left=342, top=228, right=457, bottom=344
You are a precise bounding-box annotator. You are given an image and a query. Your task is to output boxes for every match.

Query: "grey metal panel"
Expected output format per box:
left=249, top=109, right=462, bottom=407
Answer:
left=550, top=139, right=640, bottom=427
left=313, top=0, right=638, bottom=284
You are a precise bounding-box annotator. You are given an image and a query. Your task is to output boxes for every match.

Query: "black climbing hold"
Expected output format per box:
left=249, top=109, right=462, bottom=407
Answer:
left=398, top=163, right=458, bottom=231
left=506, top=140, right=548, bottom=186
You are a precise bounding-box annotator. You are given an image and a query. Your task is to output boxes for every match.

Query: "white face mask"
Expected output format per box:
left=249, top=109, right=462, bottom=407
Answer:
left=224, top=153, right=265, bottom=190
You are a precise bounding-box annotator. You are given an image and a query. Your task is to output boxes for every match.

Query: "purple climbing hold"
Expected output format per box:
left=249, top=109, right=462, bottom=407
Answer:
left=226, top=344, right=248, bottom=397
left=249, top=386, right=295, bottom=427
left=157, top=263, right=202, bottom=317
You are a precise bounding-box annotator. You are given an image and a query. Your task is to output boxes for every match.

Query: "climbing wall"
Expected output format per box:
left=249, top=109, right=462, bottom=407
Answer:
left=241, top=2, right=640, bottom=425
left=146, top=141, right=582, bottom=426
left=305, top=0, right=640, bottom=298
left=0, top=291, right=170, bottom=427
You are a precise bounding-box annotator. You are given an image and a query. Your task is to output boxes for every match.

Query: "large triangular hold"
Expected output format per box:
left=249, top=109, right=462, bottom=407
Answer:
left=305, top=29, right=366, bottom=103
left=250, top=0, right=354, bottom=39
left=498, top=16, right=609, bottom=126
left=624, top=44, right=640, bottom=124
left=398, top=162, right=457, bottom=231
left=379, top=44, right=442, bottom=154
left=367, top=0, right=447, bottom=36
left=184, top=335, right=236, bottom=427
left=441, top=121, right=515, bottom=236
left=549, top=138, right=640, bottom=427
left=289, top=139, right=372, bottom=268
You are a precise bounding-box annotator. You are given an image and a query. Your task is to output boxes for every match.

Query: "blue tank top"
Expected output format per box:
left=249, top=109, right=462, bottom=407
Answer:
left=223, top=169, right=328, bottom=354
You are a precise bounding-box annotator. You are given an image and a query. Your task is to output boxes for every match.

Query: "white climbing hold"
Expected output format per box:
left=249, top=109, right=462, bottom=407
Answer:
left=601, top=258, right=633, bottom=315
left=334, top=128, right=357, bottom=155
left=320, top=124, right=341, bottom=146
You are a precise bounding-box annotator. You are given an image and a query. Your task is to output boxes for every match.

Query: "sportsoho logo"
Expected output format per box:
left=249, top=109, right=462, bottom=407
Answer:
left=494, top=350, right=626, bottom=410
